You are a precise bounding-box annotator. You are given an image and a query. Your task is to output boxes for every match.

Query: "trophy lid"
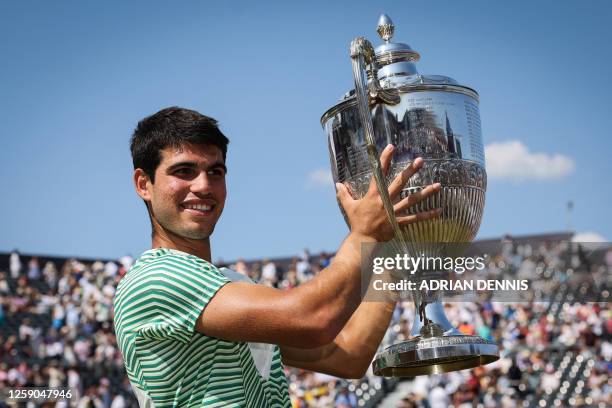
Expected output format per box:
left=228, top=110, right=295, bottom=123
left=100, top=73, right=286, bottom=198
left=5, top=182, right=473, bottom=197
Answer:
left=320, top=13, right=477, bottom=123
left=374, top=14, right=420, bottom=65
left=374, top=14, right=420, bottom=79
left=373, top=14, right=461, bottom=87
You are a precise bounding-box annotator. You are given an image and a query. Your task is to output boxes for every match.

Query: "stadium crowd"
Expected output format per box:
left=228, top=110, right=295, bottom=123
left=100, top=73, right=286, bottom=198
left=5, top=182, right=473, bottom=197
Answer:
left=0, top=236, right=610, bottom=407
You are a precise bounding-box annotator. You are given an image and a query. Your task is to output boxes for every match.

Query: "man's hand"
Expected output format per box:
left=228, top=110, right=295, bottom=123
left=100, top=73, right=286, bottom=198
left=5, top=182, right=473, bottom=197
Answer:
left=336, top=144, right=441, bottom=242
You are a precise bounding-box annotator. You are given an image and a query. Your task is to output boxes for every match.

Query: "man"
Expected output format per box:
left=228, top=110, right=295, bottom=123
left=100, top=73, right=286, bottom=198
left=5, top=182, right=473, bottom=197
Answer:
left=113, top=107, right=441, bottom=407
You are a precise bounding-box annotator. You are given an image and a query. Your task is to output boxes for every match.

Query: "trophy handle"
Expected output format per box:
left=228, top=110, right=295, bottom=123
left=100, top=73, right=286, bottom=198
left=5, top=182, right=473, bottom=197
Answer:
left=350, top=37, right=401, bottom=107
left=349, top=37, right=406, bottom=243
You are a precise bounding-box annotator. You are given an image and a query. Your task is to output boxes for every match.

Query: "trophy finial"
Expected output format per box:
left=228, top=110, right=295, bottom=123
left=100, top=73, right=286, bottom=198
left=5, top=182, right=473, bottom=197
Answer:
left=377, top=13, right=395, bottom=43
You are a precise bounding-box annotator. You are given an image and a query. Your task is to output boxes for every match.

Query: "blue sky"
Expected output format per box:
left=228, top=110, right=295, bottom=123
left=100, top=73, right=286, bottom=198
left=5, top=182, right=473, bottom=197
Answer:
left=1, top=1, right=610, bottom=262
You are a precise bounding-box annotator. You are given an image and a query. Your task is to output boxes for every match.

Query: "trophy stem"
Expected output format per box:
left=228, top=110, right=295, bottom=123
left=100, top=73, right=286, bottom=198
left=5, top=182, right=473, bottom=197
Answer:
left=410, top=297, right=460, bottom=337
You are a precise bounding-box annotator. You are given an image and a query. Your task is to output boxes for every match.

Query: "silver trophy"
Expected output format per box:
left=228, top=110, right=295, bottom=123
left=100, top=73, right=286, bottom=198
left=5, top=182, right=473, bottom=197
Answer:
left=321, top=14, right=499, bottom=376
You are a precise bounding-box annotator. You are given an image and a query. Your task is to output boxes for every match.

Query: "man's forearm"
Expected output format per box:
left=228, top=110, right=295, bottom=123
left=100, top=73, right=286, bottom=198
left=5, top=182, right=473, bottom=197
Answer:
left=282, top=298, right=396, bottom=378
left=289, top=149, right=438, bottom=345
left=332, top=298, right=396, bottom=376
left=324, top=265, right=398, bottom=377
left=291, top=232, right=376, bottom=342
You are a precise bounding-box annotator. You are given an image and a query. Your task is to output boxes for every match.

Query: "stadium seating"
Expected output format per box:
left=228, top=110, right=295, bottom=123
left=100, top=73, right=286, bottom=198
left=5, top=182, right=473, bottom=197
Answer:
left=0, top=234, right=609, bottom=407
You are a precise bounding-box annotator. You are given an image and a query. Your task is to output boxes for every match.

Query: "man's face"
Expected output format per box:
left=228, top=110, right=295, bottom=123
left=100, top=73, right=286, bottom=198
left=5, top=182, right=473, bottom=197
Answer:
left=145, top=143, right=227, bottom=240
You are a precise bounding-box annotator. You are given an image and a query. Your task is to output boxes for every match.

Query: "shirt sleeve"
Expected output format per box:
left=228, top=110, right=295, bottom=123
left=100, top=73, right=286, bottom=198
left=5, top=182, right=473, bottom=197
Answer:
left=131, top=256, right=230, bottom=344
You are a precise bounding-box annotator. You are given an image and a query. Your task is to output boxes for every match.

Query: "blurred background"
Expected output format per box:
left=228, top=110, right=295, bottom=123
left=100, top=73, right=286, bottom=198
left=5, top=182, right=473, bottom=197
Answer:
left=1, top=237, right=610, bottom=407
left=0, top=1, right=610, bottom=407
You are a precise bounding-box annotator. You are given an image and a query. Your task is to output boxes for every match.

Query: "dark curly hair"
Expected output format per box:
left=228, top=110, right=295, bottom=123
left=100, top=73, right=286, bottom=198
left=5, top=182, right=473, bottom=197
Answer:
left=130, top=106, right=229, bottom=183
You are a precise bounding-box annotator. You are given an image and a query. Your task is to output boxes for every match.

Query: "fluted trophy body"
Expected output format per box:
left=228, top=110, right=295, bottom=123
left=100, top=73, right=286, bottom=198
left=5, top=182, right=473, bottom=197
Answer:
left=322, top=87, right=487, bottom=243
left=321, top=14, right=499, bottom=376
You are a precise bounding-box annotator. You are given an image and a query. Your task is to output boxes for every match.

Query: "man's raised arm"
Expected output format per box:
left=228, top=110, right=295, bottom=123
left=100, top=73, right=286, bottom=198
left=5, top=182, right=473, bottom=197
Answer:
left=195, top=145, right=440, bottom=349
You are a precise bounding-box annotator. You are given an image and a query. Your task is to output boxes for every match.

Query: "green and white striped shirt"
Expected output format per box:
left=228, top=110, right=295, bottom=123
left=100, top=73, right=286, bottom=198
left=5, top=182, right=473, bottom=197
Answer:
left=113, top=248, right=291, bottom=407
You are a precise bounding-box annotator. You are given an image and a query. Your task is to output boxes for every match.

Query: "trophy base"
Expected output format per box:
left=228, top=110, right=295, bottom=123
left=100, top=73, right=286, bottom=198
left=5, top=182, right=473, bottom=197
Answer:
left=372, top=335, right=499, bottom=377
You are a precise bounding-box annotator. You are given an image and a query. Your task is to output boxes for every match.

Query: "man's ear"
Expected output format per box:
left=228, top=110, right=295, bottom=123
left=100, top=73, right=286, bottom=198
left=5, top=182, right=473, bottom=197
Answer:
left=134, top=169, right=152, bottom=202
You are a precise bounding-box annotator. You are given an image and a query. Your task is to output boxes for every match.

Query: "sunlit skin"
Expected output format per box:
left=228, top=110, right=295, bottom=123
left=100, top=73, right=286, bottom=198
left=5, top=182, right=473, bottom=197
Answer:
left=133, top=143, right=227, bottom=261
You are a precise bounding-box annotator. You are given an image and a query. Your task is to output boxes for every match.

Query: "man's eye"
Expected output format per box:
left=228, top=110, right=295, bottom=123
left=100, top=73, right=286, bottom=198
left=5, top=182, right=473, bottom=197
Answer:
left=175, top=168, right=194, bottom=176
left=207, top=169, right=225, bottom=177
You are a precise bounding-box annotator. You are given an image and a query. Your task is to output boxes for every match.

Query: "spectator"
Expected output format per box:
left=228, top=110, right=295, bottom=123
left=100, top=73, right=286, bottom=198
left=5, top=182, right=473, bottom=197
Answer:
left=334, top=384, right=357, bottom=407
left=10, top=250, right=22, bottom=278
left=429, top=383, right=449, bottom=408
left=27, top=257, right=40, bottom=280
left=261, top=258, right=277, bottom=286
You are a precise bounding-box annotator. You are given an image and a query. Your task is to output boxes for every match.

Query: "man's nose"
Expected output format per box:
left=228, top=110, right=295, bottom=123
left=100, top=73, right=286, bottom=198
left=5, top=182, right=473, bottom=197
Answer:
left=191, top=172, right=212, bottom=193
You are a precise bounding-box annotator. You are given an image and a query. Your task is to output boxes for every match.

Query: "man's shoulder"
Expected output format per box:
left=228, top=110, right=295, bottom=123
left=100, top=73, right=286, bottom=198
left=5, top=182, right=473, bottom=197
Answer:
left=126, top=248, right=221, bottom=279
left=114, top=248, right=228, bottom=307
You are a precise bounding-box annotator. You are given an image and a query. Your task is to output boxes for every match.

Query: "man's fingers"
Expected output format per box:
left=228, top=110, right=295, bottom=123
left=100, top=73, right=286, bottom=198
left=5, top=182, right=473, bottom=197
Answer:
left=366, top=144, right=395, bottom=196
left=393, top=183, right=441, bottom=213
left=380, top=144, right=394, bottom=176
left=396, top=208, right=442, bottom=225
left=335, top=182, right=354, bottom=205
left=388, top=157, right=424, bottom=198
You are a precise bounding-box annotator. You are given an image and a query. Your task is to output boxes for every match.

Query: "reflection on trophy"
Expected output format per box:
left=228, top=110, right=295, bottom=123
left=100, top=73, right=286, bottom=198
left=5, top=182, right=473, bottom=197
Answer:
left=321, top=14, right=499, bottom=376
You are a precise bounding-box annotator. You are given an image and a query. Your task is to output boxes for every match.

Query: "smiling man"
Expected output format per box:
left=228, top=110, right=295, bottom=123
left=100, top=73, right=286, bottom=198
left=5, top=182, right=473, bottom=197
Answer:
left=113, top=106, right=441, bottom=407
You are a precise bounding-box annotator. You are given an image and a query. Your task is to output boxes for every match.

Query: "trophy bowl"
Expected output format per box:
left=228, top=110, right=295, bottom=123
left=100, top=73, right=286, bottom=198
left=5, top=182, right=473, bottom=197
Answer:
left=321, top=14, right=499, bottom=376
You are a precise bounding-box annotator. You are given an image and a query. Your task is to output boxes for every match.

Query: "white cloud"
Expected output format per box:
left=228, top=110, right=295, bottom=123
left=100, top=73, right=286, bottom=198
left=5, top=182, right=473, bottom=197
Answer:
left=572, top=231, right=607, bottom=243
left=485, top=140, right=575, bottom=181
left=306, top=168, right=333, bottom=189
